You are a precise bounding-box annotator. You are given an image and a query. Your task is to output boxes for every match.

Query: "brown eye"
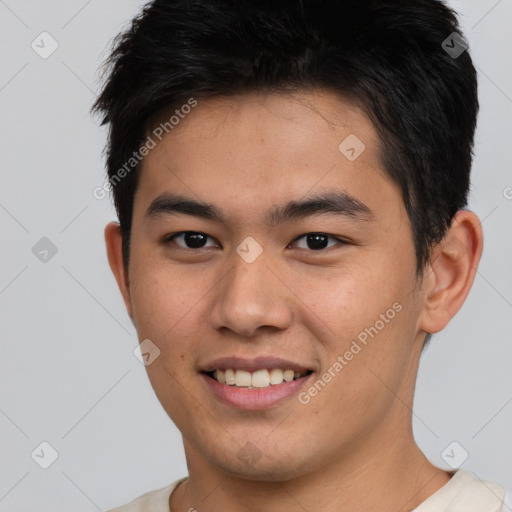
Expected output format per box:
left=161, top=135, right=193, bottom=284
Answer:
left=291, top=233, right=345, bottom=251
left=166, top=231, right=218, bottom=249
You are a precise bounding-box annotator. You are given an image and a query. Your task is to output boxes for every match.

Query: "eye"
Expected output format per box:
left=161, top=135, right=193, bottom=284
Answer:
left=164, top=231, right=347, bottom=252
left=289, top=233, right=345, bottom=251
left=165, top=231, right=219, bottom=249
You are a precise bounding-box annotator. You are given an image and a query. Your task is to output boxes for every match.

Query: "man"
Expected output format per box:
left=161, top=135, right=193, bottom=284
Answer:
left=92, top=0, right=509, bottom=510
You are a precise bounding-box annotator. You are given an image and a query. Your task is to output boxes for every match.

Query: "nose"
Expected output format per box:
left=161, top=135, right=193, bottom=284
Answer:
left=209, top=252, right=293, bottom=338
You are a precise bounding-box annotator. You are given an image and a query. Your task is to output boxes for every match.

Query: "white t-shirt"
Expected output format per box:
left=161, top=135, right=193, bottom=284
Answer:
left=107, top=469, right=509, bottom=512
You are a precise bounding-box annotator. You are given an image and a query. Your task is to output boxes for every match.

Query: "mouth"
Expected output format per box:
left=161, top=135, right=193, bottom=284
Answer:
left=200, top=366, right=315, bottom=410
left=202, top=368, right=314, bottom=389
left=199, top=356, right=316, bottom=409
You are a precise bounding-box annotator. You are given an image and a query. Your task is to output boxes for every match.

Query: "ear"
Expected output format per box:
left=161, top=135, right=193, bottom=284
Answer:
left=418, top=210, right=483, bottom=334
left=104, top=221, right=134, bottom=322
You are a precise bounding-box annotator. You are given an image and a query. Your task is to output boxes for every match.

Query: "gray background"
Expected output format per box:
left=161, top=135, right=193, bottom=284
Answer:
left=0, top=0, right=510, bottom=510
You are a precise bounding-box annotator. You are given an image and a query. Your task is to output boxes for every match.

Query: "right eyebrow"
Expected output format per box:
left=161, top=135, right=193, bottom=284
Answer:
left=144, top=190, right=374, bottom=226
left=145, top=194, right=227, bottom=223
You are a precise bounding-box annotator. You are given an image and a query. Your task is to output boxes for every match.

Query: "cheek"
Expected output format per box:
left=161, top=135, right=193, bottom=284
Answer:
left=128, top=248, right=197, bottom=337
left=128, top=258, right=204, bottom=421
left=299, top=264, right=406, bottom=338
left=298, top=261, right=419, bottom=390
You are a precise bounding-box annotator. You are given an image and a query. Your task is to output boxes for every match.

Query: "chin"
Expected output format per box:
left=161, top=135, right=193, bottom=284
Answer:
left=211, top=448, right=312, bottom=483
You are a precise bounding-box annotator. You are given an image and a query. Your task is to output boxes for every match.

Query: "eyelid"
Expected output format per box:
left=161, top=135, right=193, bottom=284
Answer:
left=164, top=231, right=348, bottom=251
left=164, top=231, right=220, bottom=249
left=288, top=233, right=348, bottom=250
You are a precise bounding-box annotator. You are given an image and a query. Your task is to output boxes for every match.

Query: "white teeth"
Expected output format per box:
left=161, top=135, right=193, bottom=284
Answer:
left=210, top=368, right=309, bottom=388
left=283, top=369, right=295, bottom=382
left=251, top=369, right=270, bottom=388
left=214, top=369, right=225, bottom=384
left=269, top=368, right=284, bottom=385
left=225, top=368, right=236, bottom=385
left=235, top=370, right=252, bottom=387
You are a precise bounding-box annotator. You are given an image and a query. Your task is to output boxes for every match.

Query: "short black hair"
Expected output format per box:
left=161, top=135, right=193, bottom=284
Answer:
left=91, top=0, right=478, bottom=275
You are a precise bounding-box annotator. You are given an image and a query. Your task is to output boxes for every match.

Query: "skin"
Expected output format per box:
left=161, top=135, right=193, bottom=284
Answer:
left=105, top=90, right=483, bottom=512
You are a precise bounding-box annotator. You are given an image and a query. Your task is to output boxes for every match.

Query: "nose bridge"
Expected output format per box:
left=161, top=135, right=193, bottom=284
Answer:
left=209, top=247, right=292, bottom=337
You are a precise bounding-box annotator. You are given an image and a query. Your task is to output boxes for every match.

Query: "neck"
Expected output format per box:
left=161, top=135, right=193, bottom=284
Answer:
left=170, top=425, right=452, bottom=512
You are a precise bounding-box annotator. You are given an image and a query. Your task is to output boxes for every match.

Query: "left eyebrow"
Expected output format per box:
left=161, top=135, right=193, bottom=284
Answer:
left=144, top=191, right=374, bottom=226
left=266, top=191, right=374, bottom=225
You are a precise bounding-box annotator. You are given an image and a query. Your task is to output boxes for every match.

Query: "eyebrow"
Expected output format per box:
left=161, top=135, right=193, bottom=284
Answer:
left=144, top=191, right=374, bottom=226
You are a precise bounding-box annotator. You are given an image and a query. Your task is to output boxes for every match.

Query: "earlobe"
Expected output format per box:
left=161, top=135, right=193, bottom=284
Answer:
left=418, top=210, right=483, bottom=334
left=104, top=221, right=134, bottom=322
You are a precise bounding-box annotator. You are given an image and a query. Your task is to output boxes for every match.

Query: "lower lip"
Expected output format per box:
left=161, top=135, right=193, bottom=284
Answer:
left=201, top=372, right=313, bottom=410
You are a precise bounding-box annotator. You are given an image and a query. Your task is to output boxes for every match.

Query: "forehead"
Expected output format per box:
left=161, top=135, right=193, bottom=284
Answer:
left=134, top=90, right=401, bottom=227
left=146, top=90, right=378, bottom=163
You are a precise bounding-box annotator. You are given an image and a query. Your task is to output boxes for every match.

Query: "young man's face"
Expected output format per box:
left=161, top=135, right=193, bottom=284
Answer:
left=113, top=91, right=431, bottom=480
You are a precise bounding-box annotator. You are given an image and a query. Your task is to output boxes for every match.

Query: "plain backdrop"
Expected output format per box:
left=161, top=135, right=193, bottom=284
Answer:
left=0, top=1, right=511, bottom=510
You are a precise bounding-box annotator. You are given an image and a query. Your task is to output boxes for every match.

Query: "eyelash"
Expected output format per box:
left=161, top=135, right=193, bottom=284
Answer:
left=162, top=231, right=348, bottom=252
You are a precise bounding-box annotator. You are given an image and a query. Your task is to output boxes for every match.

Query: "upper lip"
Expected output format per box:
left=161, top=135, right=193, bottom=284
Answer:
left=200, top=356, right=314, bottom=373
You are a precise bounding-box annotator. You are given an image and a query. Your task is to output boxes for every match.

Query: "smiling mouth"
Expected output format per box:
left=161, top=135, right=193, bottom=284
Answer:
left=203, top=368, right=314, bottom=389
